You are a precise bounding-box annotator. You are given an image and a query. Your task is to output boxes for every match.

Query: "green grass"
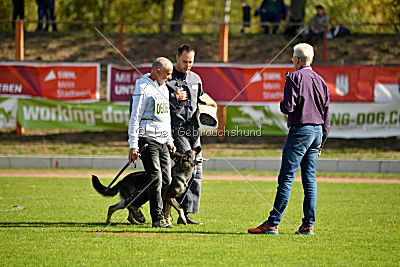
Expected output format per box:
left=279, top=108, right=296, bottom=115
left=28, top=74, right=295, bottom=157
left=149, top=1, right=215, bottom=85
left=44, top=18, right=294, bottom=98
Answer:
left=0, top=176, right=399, bottom=265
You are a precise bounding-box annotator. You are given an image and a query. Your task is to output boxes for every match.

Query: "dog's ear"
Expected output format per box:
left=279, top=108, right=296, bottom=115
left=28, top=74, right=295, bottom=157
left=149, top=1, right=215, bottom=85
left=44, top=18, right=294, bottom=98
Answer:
left=193, top=146, right=201, bottom=155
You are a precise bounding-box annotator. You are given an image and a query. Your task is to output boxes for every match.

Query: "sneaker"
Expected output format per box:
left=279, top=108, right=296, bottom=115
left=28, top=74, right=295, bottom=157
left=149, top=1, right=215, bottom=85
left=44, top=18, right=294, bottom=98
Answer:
left=131, top=206, right=146, bottom=224
left=248, top=221, right=278, bottom=235
left=152, top=219, right=173, bottom=228
left=295, top=225, right=314, bottom=235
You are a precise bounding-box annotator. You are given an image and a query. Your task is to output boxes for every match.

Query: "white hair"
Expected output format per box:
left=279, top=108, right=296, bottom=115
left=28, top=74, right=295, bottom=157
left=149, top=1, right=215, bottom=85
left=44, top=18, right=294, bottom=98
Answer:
left=152, top=57, right=173, bottom=71
left=293, top=43, right=314, bottom=64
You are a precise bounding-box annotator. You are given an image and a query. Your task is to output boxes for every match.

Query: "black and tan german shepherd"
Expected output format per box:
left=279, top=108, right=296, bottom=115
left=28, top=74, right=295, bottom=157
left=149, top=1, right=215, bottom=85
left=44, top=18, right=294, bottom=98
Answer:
left=92, top=147, right=201, bottom=225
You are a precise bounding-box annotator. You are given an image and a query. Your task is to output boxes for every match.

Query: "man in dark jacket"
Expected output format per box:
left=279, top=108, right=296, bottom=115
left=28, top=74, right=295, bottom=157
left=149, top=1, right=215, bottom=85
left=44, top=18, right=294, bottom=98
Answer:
left=166, top=44, right=204, bottom=224
left=248, top=43, right=330, bottom=235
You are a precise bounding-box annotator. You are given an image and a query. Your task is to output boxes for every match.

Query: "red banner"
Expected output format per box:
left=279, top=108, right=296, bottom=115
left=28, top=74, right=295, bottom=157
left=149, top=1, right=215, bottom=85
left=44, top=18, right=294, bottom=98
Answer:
left=0, top=62, right=100, bottom=101
left=107, top=64, right=400, bottom=104
left=107, top=64, right=151, bottom=103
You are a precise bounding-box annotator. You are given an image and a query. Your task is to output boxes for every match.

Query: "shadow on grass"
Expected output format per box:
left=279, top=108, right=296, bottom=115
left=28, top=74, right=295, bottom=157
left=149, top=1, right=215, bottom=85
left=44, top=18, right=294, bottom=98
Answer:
left=108, top=229, right=248, bottom=236
left=0, top=221, right=125, bottom=228
left=0, top=221, right=247, bottom=236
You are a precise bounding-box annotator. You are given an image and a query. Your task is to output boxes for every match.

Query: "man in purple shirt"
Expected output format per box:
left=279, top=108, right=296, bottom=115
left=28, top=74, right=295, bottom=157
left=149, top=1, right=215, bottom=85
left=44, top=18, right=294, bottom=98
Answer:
left=248, top=43, right=330, bottom=235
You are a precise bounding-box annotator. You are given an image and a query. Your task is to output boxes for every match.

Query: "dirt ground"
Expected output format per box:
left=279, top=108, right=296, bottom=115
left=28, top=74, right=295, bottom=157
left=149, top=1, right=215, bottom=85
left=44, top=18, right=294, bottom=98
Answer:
left=1, top=169, right=399, bottom=183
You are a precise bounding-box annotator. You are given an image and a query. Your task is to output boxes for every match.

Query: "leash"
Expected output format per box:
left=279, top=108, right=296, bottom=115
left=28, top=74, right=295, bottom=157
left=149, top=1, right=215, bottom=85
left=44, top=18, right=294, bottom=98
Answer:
left=105, top=144, right=148, bottom=191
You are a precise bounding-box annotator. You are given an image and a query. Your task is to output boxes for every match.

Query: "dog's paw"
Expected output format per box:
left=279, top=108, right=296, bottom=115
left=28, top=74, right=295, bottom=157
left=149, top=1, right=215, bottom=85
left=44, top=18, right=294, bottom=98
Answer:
left=127, top=216, right=140, bottom=225
left=177, top=217, right=187, bottom=225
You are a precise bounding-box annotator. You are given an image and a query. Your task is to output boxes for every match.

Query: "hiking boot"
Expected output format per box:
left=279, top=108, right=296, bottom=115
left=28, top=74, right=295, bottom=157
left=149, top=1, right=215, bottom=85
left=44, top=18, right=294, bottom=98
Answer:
left=152, top=218, right=173, bottom=228
left=248, top=221, right=278, bottom=234
left=178, top=213, right=202, bottom=225
left=295, top=225, right=314, bottom=235
left=131, top=206, right=146, bottom=224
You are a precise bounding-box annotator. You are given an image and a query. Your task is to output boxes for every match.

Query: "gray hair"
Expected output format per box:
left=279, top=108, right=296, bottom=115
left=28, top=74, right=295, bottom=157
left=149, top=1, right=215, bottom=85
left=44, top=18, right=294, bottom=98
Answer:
left=152, top=57, right=173, bottom=71
left=293, top=43, right=314, bottom=64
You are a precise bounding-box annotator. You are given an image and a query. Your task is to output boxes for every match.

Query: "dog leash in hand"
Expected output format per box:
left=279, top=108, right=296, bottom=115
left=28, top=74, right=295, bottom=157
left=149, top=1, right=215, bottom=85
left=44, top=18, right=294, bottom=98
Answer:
left=105, top=144, right=148, bottom=191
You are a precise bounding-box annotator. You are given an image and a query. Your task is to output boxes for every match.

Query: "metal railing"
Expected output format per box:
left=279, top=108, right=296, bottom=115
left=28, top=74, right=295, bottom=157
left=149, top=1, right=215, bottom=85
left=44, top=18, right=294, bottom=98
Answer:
left=3, top=19, right=400, bottom=64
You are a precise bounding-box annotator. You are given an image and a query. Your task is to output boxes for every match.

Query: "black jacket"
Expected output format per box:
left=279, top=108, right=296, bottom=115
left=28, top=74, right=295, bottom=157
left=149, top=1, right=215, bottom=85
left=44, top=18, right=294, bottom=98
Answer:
left=166, top=68, right=204, bottom=128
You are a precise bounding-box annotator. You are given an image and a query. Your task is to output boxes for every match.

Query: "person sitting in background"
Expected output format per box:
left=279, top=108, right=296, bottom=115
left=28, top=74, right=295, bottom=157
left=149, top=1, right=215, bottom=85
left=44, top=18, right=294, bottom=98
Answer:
left=305, top=5, right=329, bottom=44
left=277, top=0, right=289, bottom=22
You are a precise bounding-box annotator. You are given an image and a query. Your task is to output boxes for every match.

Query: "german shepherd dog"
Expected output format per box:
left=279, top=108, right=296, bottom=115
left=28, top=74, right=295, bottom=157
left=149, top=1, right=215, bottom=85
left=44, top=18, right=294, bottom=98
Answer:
left=92, top=147, right=201, bottom=225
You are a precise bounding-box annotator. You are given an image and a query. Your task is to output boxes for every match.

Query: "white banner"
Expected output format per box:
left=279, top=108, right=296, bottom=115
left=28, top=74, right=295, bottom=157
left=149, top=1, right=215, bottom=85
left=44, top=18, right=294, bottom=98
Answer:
left=226, top=103, right=400, bottom=138
left=329, top=103, right=400, bottom=138
left=0, top=97, right=17, bottom=129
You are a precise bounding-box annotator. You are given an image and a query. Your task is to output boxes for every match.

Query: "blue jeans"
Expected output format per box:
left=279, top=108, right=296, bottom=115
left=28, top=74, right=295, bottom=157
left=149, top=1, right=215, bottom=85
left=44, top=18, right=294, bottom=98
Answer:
left=306, top=31, right=324, bottom=43
left=267, top=125, right=322, bottom=228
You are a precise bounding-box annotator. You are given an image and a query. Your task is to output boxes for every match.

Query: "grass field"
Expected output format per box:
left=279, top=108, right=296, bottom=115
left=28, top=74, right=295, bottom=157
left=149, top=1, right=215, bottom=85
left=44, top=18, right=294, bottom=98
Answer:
left=0, top=176, right=399, bottom=265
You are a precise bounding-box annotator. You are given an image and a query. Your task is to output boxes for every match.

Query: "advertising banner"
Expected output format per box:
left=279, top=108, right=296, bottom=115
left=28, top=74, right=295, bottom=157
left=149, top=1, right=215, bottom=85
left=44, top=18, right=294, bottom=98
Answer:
left=328, top=102, right=400, bottom=138
left=107, top=63, right=400, bottom=104
left=0, top=62, right=100, bottom=101
left=225, top=103, right=400, bottom=138
left=18, top=98, right=129, bottom=130
left=107, top=63, right=151, bottom=103
left=0, top=97, right=18, bottom=129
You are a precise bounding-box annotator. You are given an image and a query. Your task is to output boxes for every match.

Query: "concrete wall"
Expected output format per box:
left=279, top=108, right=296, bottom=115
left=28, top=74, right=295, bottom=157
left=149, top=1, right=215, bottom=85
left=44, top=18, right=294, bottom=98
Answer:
left=0, top=156, right=399, bottom=173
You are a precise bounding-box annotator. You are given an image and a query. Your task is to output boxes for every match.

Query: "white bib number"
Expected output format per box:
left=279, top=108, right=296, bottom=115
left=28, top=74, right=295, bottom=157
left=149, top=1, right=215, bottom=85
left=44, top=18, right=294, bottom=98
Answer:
left=155, top=100, right=169, bottom=115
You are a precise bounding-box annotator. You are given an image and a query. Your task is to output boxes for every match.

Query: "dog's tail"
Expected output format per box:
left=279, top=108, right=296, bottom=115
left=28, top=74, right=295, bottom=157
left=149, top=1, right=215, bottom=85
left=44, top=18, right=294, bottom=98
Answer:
left=91, top=175, right=119, bottom=197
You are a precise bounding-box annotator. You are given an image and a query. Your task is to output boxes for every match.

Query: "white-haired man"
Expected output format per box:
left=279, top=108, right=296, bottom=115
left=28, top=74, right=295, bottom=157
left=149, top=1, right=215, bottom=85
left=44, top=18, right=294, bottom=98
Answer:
left=128, top=57, right=176, bottom=228
left=248, top=43, right=330, bottom=235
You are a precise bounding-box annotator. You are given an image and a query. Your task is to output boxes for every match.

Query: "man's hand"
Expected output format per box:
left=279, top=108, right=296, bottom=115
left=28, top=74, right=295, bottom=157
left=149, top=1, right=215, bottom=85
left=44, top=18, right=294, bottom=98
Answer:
left=318, top=150, right=322, bottom=157
left=129, top=148, right=139, bottom=164
left=168, top=144, right=176, bottom=154
left=176, top=88, right=187, bottom=101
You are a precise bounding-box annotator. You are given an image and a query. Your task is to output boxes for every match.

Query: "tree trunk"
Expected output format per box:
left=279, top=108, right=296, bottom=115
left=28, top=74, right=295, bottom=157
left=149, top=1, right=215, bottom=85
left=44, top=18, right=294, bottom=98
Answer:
left=171, top=0, right=184, bottom=33
left=159, top=0, right=166, bottom=33
left=284, top=0, right=306, bottom=36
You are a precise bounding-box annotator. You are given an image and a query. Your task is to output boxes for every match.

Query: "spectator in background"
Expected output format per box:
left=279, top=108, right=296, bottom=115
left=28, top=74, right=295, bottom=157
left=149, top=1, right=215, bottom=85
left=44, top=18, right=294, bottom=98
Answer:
left=12, top=0, right=24, bottom=31
left=241, top=2, right=252, bottom=34
left=44, top=0, right=57, bottom=32
left=256, top=0, right=280, bottom=34
left=277, top=0, right=289, bottom=22
left=35, top=0, right=47, bottom=31
left=35, top=0, right=57, bottom=32
left=305, top=5, right=329, bottom=44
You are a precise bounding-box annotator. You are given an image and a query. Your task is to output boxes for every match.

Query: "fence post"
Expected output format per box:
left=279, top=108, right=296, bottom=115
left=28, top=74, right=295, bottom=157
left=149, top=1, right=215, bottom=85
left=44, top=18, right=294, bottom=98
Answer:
left=323, top=26, right=327, bottom=63
left=219, top=0, right=230, bottom=63
left=15, top=20, right=24, bottom=61
left=15, top=20, right=25, bottom=136
left=219, top=24, right=229, bottom=63
left=217, top=105, right=226, bottom=140
left=119, top=23, right=124, bottom=61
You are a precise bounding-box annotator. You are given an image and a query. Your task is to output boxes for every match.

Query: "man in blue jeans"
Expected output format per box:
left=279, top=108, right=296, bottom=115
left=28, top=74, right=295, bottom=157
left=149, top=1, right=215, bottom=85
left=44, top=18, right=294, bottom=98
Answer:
left=248, top=43, right=330, bottom=235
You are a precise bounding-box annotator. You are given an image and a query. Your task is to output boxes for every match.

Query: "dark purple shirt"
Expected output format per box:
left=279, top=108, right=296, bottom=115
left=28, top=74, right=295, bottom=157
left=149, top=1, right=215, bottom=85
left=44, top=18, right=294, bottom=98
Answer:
left=280, top=65, right=330, bottom=149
